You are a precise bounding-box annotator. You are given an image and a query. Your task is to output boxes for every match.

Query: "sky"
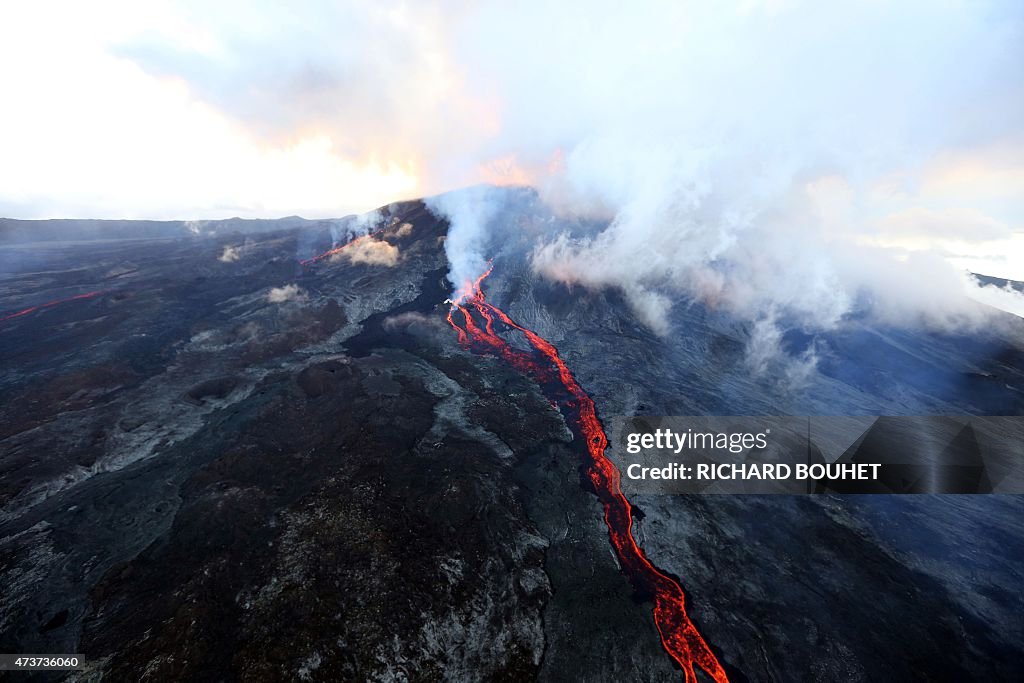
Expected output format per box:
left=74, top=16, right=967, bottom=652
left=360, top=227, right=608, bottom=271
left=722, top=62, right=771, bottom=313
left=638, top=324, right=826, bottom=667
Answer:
left=0, top=1, right=1022, bottom=292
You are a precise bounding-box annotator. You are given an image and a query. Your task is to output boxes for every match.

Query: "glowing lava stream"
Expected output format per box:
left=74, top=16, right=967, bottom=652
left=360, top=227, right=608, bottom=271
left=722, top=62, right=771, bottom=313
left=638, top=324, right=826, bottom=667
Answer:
left=0, top=290, right=106, bottom=323
left=447, top=267, right=728, bottom=683
left=299, top=228, right=386, bottom=266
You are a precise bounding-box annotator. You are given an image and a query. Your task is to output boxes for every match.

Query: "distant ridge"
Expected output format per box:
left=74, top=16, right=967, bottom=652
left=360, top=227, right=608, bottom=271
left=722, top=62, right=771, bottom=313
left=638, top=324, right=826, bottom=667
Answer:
left=973, top=272, right=1024, bottom=292
left=0, top=215, right=353, bottom=244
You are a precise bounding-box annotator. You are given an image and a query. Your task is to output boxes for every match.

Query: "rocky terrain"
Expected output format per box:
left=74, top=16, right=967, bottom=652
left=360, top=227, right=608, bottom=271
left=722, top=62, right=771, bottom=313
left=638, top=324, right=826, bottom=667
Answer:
left=1, top=194, right=1022, bottom=681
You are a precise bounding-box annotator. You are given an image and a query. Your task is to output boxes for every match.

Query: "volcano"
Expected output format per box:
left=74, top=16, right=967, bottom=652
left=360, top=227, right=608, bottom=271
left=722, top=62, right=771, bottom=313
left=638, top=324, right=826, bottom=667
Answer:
left=1, top=191, right=1023, bottom=681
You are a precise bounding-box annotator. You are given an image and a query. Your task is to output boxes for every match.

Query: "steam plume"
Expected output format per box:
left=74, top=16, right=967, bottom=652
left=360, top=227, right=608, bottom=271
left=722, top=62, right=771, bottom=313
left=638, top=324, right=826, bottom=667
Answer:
left=426, top=186, right=508, bottom=300
left=426, top=0, right=1024, bottom=338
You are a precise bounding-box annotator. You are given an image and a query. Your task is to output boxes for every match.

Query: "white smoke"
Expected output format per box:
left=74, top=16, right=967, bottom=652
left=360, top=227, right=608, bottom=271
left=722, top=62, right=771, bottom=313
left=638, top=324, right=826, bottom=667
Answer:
left=218, top=245, right=241, bottom=262
left=267, top=284, right=306, bottom=303
left=344, top=237, right=400, bottom=266
left=383, top=311, right=444, bottom=331
left=745, top=315, right=819, bottom=390
left=425, top=186, right=508, bottom=298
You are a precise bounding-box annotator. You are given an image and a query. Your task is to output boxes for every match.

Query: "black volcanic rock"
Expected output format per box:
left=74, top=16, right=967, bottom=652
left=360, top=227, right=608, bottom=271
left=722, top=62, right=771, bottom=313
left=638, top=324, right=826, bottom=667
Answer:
left=0, top=194, right=1022, bottom=681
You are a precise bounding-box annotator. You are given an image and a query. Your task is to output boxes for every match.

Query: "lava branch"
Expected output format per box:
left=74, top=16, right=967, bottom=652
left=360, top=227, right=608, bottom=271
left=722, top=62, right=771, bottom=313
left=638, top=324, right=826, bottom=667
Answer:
left=446, top=269, right=729, bottom=683
left=299, top=227, right=386, bottom=266
left=0, top=290, right=107, bottom=323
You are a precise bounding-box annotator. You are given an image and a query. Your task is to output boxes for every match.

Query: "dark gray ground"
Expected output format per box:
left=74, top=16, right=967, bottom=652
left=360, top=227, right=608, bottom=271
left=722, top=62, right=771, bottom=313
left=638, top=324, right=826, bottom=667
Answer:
left=1, top=195, right=1022, bottom=681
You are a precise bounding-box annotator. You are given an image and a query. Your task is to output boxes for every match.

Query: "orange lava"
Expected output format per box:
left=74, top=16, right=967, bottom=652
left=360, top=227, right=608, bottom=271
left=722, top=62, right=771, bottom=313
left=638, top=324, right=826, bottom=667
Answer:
left=1, top=290, right=106, bottom=323
left=299, top=227, right=386, bottom=266
left=447, top=267, right=728, bottom=683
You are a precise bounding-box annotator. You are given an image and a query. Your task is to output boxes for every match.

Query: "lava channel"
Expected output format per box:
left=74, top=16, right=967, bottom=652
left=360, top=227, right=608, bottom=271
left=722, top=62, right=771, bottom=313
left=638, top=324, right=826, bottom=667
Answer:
left=299, top=227, right=386, bottom=266
left=447, top=267, right=729, bottom=683
left=0, top=290, right=107, bottom=323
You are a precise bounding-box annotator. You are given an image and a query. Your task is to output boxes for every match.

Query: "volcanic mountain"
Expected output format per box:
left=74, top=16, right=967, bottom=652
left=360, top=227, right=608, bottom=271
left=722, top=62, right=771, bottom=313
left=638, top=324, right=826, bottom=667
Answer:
left=1, top=191, right=1022, bottom=681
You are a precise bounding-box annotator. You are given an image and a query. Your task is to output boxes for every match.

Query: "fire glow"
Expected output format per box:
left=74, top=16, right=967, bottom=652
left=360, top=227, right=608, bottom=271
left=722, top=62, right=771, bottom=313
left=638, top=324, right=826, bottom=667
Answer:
left=0, top=290, right=106, bottom=323
left=446, top=267, right=729, bottom=683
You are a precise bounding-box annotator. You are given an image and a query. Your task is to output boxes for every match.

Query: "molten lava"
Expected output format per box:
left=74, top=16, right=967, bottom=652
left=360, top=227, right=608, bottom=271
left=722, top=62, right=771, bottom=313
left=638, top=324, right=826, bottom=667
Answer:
left=0, top=290, right=106, bottom=323
left=447, top=268, right=729, bottom=683
left=299, top=228, right=386, bottom=266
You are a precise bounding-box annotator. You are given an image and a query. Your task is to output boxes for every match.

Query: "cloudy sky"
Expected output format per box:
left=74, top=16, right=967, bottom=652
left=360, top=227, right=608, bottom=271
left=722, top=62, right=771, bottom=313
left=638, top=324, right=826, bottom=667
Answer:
left=1, top=1, right=1022, bottom=285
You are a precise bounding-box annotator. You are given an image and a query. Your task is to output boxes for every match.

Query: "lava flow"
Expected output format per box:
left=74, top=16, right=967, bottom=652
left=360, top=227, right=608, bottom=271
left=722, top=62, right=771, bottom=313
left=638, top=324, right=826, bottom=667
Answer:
left=0, top=290, right=106, bottom=323
left=299, top=227, right=386, bottom=266
left=447, top=268, right=729, bottom=683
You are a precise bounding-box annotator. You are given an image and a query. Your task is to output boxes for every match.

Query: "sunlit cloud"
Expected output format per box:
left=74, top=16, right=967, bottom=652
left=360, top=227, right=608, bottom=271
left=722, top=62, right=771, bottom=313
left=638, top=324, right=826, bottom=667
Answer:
left=0, top=0, right=1022, bottom=294
left=0, top=1, right=421, bottom=219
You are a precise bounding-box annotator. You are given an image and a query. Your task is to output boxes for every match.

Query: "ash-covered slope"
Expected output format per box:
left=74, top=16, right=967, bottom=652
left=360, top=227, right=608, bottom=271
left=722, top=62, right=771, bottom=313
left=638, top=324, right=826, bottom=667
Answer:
left=1, top=193, right=1022, bottom=681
